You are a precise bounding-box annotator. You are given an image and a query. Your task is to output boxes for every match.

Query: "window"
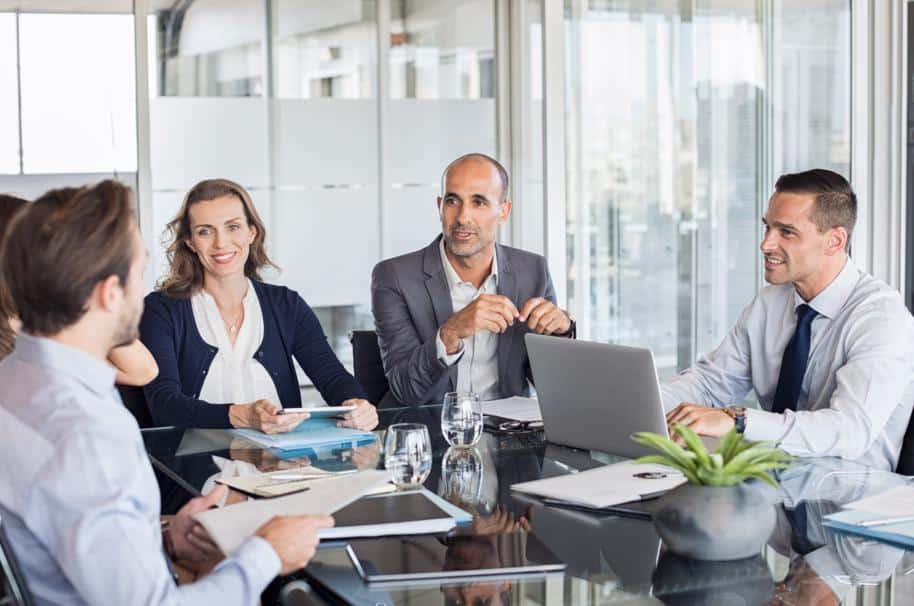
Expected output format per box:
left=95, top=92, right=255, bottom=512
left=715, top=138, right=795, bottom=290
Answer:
left=564, top=0, right=851, bottom=376
left=0, top=14, right=18, bottom=174
left=1, top=12, right=137, bottom=175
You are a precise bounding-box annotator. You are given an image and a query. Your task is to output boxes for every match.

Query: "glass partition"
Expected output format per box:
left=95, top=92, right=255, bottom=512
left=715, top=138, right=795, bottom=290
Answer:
left=564, top=0, right=851, bottom=376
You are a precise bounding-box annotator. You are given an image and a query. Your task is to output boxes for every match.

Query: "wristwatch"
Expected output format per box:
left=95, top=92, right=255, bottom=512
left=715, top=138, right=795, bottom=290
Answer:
left=554, top=312, right=576, bottom=338
left=725, top=406, right=748, bottom=434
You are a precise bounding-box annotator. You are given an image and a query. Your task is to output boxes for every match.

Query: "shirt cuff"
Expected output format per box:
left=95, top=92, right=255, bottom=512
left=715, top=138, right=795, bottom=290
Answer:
left=436, top=331, right=464, bottom=366
left=221, top=535, right=281, bottom=586
left=743, top=408, right=789, bottom=443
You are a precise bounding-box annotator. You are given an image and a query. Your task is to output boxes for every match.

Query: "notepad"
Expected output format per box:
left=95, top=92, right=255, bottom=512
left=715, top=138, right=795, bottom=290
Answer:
left=511, top=461, right=686, bottom=509
left=232, top=417, right=376, bottom=451
left=216, top=465, right=361, bottom=498
left=481, top=396, right=542, bottom=422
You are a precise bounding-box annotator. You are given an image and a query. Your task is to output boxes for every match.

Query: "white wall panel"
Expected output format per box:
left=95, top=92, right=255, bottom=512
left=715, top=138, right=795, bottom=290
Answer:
left=149, top=97, right=269, bottom=190
left=387, top=99, right=496, bottom=183
left=271, top=187, right=378, bottom=307
left=386, top=185, right=442, bottom=258
left=273, top=99, right=377, bottom=186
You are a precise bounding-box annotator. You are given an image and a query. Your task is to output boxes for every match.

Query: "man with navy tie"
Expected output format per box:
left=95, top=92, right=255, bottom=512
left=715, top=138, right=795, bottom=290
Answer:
left=662, top=169, right=914, bottom=470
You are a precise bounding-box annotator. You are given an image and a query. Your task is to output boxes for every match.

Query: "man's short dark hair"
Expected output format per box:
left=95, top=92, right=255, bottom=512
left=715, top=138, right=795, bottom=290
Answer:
left=1, top=180, right=136, bottom=335
left=774, top=169, right=856, bottom=248
left=441, top=153, right=510, bottom=202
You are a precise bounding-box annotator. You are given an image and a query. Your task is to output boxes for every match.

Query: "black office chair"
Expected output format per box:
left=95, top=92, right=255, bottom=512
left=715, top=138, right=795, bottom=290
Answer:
left=349, top=330, right=402, bottom=408
left=0, top=518, right=35, bottom=606
left=896, top=410, right=914, bottom=475
left=116, top=384, right=155, bottom=429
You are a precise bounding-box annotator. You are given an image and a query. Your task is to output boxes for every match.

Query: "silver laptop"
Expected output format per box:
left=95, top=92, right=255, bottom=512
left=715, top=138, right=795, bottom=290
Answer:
left=525, top=333, right=669, bottom=458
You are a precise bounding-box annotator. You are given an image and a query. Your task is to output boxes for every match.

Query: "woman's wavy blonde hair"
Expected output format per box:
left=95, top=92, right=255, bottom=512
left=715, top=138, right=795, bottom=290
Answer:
left=158, top=179, right=277, bottom=298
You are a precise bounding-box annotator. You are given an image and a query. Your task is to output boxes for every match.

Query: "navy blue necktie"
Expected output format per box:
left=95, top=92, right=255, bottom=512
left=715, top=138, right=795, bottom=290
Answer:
left=772, top=304, right=818, bottom=414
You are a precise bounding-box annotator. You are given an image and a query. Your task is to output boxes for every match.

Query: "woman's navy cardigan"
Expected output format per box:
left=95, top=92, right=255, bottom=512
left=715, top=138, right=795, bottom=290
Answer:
left=139, top=280, right=367, bottom=428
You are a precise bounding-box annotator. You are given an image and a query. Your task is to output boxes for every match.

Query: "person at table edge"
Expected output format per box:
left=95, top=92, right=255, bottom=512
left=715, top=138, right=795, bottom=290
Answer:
left=140, top=178, right=378, bottom=433
left=371, top=153, right=575, bottom=406
left=662, top=169, right=914, bottom=471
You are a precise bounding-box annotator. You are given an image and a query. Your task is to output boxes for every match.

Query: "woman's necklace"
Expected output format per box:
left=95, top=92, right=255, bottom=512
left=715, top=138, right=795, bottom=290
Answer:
left=221, top=304, right=245, bottom=336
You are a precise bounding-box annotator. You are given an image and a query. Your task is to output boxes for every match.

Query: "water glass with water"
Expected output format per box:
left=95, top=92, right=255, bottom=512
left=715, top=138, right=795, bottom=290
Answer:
left=439, top=446, right=484, bottom=506
left=441, top=391, right=483, bottom=448
left=384, top=423, right=432, bottom=489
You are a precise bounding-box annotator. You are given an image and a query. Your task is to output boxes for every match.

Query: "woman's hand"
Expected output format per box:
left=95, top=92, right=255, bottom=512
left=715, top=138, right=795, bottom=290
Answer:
left=228, top=399, right=309, bottom=434
left=338, top=399, right=379, bottom=431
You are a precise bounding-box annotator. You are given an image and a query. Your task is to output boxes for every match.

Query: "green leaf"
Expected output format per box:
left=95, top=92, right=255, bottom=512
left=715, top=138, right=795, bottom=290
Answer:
left=672, top=424, right=711, bottom=469
left=710, top=453, right=724, bottom=469
left=716, top=429, right=741, bottom=462
left=631, top=432, right=698, bottom=472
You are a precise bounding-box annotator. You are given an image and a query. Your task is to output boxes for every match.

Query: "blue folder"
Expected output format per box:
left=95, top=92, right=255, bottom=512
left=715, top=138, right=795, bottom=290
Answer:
left=823, top=510, right=914, bottom=550
left=233, top=417, right=376, bottom=451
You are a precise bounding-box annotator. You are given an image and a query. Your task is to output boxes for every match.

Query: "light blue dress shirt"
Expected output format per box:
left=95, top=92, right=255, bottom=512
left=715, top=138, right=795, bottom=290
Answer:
left=0, top=334, right=281, bottom=605
left=661, top=258, right=914, bottom=470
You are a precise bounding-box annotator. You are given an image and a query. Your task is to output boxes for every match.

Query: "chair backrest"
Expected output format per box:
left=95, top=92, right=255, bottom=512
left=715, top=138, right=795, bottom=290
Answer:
left=349, top=330, right=400, bottom=408
left=896, top=411, right=914, bottom=475
left=0, top=518, right=35, bottom=606
left=116, top=384, right=155, bottom=429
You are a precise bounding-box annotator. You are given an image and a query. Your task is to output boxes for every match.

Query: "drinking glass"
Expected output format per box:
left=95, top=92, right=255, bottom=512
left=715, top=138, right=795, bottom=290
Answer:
left=384, top=423, right=432, bottom=488
left=441, top=391, right=483, bottom=448
left=439, top=446, right=484, bottom=506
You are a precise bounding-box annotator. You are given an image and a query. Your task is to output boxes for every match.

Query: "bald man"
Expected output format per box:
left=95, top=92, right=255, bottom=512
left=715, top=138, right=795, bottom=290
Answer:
left=371, top=153, right=574, bottom=406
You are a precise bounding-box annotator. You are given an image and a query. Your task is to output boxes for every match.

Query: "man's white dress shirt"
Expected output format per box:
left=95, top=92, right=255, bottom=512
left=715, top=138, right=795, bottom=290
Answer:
left=661, top=258, right=914, bottom=470
left=434, top=239, right=501, bottom=400
left=0, top=333, right=280, bottom=605
left=192, top=279, right=282, bottom=406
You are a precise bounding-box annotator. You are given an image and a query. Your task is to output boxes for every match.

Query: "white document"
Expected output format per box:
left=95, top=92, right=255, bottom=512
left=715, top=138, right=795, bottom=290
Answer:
left=511, top=461, right=686, bottom=509
left=844, top=485, right=914, bottom=517
left=194, top=469, right=390, bottom=554
left=481, top=396, right=542, bottom=422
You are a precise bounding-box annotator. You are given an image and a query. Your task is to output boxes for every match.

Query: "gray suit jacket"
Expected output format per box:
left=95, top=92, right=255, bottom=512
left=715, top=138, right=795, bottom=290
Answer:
left=371, top=236, right=558, bottom=406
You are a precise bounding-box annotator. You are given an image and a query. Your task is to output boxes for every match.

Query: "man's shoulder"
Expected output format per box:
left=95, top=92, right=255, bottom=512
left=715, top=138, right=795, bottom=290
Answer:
left=499, top=244, right=547, bottom=271
left=372, top=245, right=429, bottom=282
left=844, top=271, right=910, bottom=319
left=0, top=360, right=125, bottom=485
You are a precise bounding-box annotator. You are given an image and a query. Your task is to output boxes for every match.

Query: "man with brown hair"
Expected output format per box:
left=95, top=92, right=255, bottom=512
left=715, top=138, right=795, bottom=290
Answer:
left=0, top=180, right=333, bottom=605
left=663, top=169, right=914, bottom=470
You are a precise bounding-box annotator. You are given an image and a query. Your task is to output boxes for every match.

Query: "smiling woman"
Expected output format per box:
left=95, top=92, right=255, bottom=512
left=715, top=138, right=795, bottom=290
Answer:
left=139, top=178, right=379, bottom=434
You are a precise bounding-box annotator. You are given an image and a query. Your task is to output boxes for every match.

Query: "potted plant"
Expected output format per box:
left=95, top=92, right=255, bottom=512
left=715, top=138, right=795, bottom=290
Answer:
left=631, top=425, right=792, bottom=561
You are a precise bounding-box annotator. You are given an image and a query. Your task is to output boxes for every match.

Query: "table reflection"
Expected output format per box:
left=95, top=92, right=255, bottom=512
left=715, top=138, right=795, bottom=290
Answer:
left=140, top=406, right=914, bottom=605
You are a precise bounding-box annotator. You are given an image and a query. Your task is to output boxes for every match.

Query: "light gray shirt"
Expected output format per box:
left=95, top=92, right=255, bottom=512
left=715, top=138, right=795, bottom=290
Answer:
left=661, top=258, right=914, bottom=470
left=434, top=239, right=501, bottom=399
left=0, top=333, right=280, bottom=606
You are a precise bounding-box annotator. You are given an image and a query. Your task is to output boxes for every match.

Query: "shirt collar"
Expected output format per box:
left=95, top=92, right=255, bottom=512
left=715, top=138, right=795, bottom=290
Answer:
left=792, top=257, right=860, bottom=319
left=438, top=238, right=499, bottom=290
left=12, top=332, right=117, bottom=396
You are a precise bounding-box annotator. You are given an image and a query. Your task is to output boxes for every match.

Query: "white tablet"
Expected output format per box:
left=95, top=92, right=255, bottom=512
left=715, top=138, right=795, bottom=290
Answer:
left=277, top=405, right=356, bottom=417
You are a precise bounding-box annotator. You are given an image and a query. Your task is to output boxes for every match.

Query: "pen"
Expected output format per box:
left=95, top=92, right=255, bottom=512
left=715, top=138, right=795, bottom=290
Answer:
left=858, top=515, right=914, bottom=527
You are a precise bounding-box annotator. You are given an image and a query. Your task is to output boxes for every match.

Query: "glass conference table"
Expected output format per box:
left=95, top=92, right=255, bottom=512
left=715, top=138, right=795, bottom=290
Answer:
left=143, top=405, right=914, bottom=605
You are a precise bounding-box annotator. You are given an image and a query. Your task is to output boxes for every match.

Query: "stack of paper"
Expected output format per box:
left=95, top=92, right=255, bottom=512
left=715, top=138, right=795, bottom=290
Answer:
left=232, top=417, right=376, bottom=451
left=195, top=470, right=391, bottom=554
left=481, top=396, right=542, bottom=422
left=511, top=461, right=686, bottom=509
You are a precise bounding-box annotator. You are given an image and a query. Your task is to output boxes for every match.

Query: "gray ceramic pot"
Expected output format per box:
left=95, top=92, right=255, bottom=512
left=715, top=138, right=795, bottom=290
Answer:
left=653, top=481, right=778, bottom=561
